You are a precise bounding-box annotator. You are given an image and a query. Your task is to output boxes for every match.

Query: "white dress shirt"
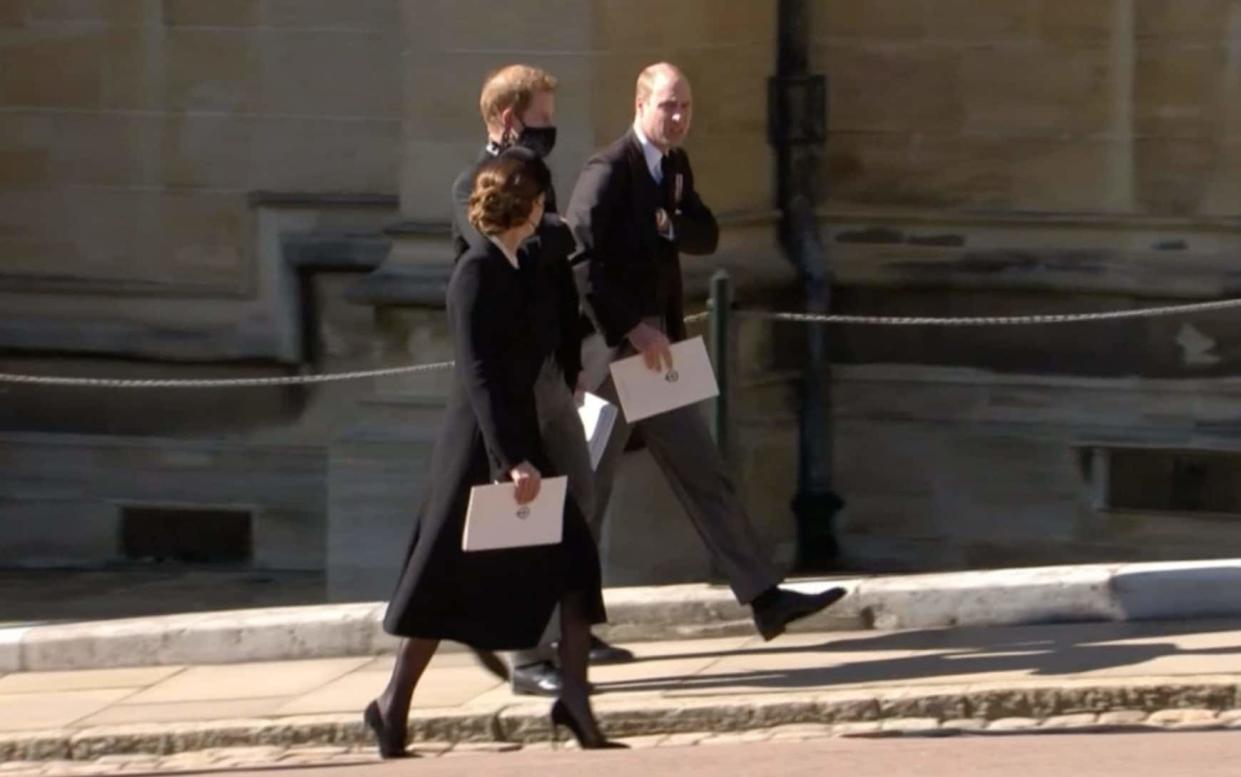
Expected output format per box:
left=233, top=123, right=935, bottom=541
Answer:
left=633, top=122, right=667, bottom=185
left=633, top=122, right=675, bottom=240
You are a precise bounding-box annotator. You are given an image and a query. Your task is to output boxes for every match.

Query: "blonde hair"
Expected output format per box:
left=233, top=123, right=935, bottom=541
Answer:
left=467, top=156, right=546, bottom=236
left=479, top=65, right=558, bottom=129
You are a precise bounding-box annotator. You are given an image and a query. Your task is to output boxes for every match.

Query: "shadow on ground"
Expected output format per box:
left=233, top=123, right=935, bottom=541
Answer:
left=598, top=618, right=1241, bottom=695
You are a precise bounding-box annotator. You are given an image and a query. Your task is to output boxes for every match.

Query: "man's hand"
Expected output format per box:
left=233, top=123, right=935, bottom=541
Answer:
left=627, top=322, right=673, bottom=372
left=655, top=207, right=673, bottom=239
left=509, top=461, right=542, bottom=505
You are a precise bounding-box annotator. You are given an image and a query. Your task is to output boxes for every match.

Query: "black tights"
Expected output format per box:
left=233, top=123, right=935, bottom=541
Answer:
left=374, top=591, right=602, bottom=750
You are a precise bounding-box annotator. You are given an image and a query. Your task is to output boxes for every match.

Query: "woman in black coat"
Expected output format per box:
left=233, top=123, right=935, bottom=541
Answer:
left=364, top=153, right=623, bottom=756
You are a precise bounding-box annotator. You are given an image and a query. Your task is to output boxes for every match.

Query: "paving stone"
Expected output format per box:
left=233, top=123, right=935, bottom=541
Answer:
left=1145, top=709, right=1222, bottom=729
left=614, top=735, right=667, bottom=749
left=445, top=742, right=522, bottom=756
left=699, top=730, right=776, bottom=746
left=1098, top=710, right=1151, bottom=726
left=880, top=718, right=942, bottom=735
left=986, top=717, right=1040, bottom=732
left=766, top=724, right=835, bottom=741
left=88, top=756, right=160, bottom=767
left=659, top=732, right=710, bottom=747
left=939, top=718, right=988, bottom=732
left=833, top=721, right=884, bottom=737
left=1039, top=713, right=1100, bottom=730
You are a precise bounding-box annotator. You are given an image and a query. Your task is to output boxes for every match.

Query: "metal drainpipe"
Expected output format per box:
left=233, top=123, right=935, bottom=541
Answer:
left=770, top=0, right=843, bottom=569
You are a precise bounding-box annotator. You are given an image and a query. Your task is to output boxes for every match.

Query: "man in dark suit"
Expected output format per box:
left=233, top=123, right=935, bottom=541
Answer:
left=450, top=65, right=633, bottom=697
left=565, top=63, right=847, bottom=641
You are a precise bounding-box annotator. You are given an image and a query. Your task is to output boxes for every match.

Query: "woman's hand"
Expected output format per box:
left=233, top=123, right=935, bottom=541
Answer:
left=509, top=461, right=542, bottom=504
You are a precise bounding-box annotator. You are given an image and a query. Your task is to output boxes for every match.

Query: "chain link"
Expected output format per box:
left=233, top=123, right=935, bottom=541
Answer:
left=3, top=297, right=1239, bottom=389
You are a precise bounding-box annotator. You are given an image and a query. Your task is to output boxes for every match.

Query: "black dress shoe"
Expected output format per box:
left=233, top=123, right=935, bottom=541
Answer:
left=511, top=661, right=562, bottom=697
left=752, top=586, right=848, bottom=642
left=470, top=648, right=510, bottom=682
left=588, top=635, right=635, bottom=665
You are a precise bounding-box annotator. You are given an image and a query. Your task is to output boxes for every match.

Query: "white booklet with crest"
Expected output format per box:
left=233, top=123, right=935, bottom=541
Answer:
left=462, top=476, right=567, bottom=552
left=608, top=336, right=720, bottom=423
left=577, top=392, right=618, bottom=470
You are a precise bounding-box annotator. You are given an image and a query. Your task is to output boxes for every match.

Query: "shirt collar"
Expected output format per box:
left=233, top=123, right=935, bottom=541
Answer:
left=633, top=122, right=666, bottom=183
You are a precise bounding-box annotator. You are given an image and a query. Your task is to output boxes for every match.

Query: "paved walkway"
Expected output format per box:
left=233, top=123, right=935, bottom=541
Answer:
left=4, top=618, right=1241, bottom=773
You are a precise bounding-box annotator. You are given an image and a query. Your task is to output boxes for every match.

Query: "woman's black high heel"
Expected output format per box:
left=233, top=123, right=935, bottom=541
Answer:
left=364, top=700, right=412, bottom=759
left=550, top=699, right=628, bottom=750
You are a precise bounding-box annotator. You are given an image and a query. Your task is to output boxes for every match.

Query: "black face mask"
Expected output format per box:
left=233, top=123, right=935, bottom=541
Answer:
left=514, top=125, right=557, bottom=158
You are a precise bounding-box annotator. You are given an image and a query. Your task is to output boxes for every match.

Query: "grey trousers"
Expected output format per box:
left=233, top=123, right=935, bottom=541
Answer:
left=580, top=329, right=781, bottom=606
left=509, top=360, right=598, bottom=668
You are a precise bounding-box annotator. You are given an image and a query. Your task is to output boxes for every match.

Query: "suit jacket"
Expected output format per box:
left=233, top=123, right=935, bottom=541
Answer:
left=450, top=147, right=582, bottom=388
left=565, top=128, right=718, bottom=347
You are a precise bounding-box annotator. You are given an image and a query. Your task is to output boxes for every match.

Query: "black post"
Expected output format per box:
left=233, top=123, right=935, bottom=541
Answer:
left=771, top=0, right=843, bottom=568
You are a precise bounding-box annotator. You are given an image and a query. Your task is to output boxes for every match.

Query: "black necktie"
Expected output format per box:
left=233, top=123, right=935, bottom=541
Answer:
left=660, top=154, right=679, bottom=215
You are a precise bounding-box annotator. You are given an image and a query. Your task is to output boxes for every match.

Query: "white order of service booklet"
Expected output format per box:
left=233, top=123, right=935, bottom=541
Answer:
left=577, top=392, right=618, bottom=470
left=607, top=335, right=720, bottom=423
left=461, top=476, right=567, bottom=552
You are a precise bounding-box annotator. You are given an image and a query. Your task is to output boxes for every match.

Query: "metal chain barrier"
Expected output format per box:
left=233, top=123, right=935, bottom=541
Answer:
left=3, top=296, right=1240, bottom=389
left=734, top=296, right=1241, bottom=327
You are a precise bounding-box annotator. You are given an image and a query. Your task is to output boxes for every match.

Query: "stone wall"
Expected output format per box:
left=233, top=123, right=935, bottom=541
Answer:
left=0, top=0, right=403, bottom=359
left=815, top=0, right=1241, bottom=217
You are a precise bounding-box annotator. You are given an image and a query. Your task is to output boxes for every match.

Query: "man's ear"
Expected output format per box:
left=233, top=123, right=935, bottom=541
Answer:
left=499, top=106, right=517, bottom=133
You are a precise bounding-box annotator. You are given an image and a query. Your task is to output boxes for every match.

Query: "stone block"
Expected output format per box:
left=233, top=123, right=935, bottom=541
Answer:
left=1135, top=0, right=1234, bottom=41
left=261, top=0, right=400, bottom=31
left=1112, top=560, right=1241, bottom=620
left=595, top=0, right=773, bottom=51
left=1145, top=708, right=1221, bottom=728
left=159, top=115, right=257, bottom=190
left=163, top=29, right=262, bottom=112
left=0, top=627, right=27, bottom=672
left=987, top=717, right=1040, bottom=731
left=879, top=718, right=943, bottom=735
left=0, top=503, right=119, bottom=567
left=819, top=44, right=963, bottom=133
left=1005, top=138, right=1127, bottom=212
left=823, top=131, right=917, bottom=207
left=854, top=564, right=1121, bottom=630
left=925, top=0, right=1037, bottom=42
left=1135, top=45, right=1227, bottom=138
left=0, top=1, right=26, bottom=26
left=257, top=117, right=399, bottom=193
left=1040, top=713, right=1101, bottom=729
left=1036, top=0, right=1117, bottom=43
left=1097, top=710, right=1151, bottom=726
left=256, top=29, right=401, bottom=118
left=162, top=0, right=259, bottom=27
left=0, top=31, right=103, bottom=107
left=0, top=149, right=47, bottom=186
left=1134, top=139, right=1215, bottom=215
left=399, top=140, right=486, bottom=222
left=405, top=0, right=588, bottom=53
left=958, top=45, right=1113, bottom=135
left=326, top=436, right=435, bottom=602
left=686, top=132, right=772, bottom=215
left=1200, top=140, right=1241, bottom=216
left=816, top=0, right=928, bottom=40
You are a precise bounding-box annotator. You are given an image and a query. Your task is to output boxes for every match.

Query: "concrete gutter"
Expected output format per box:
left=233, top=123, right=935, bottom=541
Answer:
left=3, top=676, right=1241, bottom=761
left=4, top=560, right=1241, bottom=673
